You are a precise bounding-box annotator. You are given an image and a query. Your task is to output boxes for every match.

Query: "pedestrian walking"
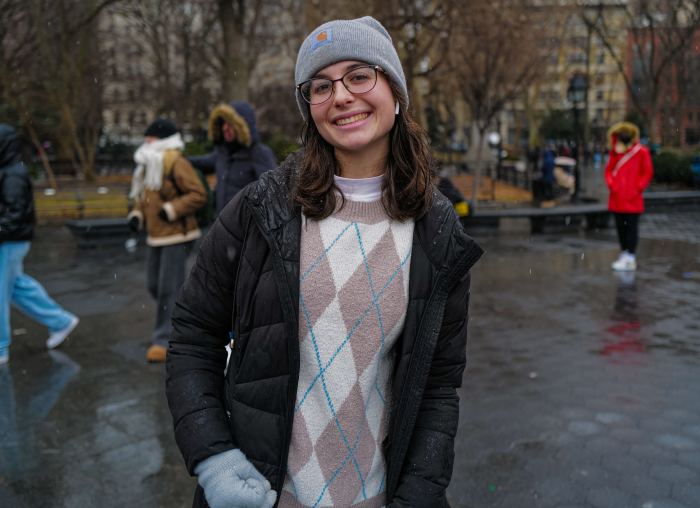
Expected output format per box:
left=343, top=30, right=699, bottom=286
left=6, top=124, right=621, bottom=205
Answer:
left=166, top=16, right=483, bottom=508
left=437, top=174, right=470, bottom=217
left=605, top=122, right=654, bottom=272
left=540, top=145, right=557, bottom=203
left=189, top=100, right=277, bottom=214
left=0, top=124, right=79, bottom=365
left=127, top=118, right=206, bottom=363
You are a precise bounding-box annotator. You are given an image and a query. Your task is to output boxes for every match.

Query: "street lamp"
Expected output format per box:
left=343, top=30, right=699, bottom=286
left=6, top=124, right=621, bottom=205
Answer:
left=567, top=73, right=587, bottom=201
left=487, top=131, right=502, bottom=201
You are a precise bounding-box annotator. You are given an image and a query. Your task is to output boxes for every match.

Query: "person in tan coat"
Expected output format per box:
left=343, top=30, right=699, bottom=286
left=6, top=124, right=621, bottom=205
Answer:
left=127, top=118, right=206, bottom=362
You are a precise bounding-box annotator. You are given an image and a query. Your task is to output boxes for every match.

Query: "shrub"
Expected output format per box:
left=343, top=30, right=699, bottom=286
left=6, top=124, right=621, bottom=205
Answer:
left=265, top=131, right=300, bottom=163
left=183, top=140, right=213, bottom=157
left=652, top=150, right=694, bottom=186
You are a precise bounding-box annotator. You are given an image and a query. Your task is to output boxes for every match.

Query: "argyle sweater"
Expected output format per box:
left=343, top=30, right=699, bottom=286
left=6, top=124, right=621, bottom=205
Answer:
left=280, top=198, right=414, bottom=508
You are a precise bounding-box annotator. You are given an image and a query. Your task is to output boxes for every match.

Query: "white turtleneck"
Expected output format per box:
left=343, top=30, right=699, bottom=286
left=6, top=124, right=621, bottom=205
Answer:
left=334, top=174, right=384, bottom=202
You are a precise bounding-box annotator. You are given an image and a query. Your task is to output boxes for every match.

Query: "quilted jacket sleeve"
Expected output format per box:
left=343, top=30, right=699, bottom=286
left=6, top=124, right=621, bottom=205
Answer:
left=166, top=190, right=248, bottom=474
left=0, top=171, right=32, bottom=242
left=390, top=271, right=472, bottom=507
left=189, top=151, right=217, bottom=175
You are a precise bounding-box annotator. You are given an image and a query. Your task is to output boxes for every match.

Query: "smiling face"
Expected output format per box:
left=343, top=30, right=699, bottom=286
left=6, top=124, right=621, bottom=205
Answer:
left=309, top=60, right=396, bottom=164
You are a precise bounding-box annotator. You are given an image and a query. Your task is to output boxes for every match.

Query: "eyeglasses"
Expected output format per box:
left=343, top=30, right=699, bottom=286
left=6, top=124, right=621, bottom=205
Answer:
left=297, top=65, right=384, bottom=105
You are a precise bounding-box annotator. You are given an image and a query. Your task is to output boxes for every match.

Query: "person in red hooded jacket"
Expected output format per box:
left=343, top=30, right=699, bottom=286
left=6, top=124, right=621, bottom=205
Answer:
left=604, top=122, right=654, bottom=271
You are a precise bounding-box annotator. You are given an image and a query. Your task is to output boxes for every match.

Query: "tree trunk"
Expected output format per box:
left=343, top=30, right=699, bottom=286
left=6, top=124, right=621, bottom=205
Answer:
left=25, top=122, right=58, bottom=190
left=218, top=0, right=249, bottom=100
left=648, top=113, right=660, bottom=146
left=60, top=103, right=95, bottom=181
left=470, top=127, right=486, bottom=211
left=647, top=92, right=661, bottom=146
left=583, top=22, right=592, bottom=165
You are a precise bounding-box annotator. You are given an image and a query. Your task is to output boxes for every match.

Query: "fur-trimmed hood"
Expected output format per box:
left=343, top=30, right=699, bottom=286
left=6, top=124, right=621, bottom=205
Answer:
left=608, top=121, right=640, bottom=148
left=207, top=101, right=261, bottom=147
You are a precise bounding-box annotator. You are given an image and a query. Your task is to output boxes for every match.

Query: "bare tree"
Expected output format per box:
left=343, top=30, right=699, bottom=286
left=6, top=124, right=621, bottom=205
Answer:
left=583, top=0, right=700, bottom=144
left=217, top=0, right=271, bottom=100
left=113, top=0, right=221, bottom=130
left=0, top=0, right=120, bottom=181
left=449, top=0, right=554, bottom=207
left=371, top=1, right=450, bottom=89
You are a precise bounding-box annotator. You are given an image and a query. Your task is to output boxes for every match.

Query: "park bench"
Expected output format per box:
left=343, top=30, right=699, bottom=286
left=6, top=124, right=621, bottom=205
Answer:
left=62, top=192, right=698, bottom=245
left=466, top=202, right=609, bottom=233
left=64, top=217, right=135, bottom=248
left=463, top=190, right=700, bottom=234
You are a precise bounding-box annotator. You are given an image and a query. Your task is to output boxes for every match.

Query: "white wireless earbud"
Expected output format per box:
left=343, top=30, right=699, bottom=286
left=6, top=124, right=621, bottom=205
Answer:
left=395, top=100, right=400, bottom=115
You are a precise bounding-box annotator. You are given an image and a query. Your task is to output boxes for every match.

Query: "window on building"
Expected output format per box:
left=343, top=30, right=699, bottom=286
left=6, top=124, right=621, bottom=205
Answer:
left=508, top=128, right=516, bottom=145
left=597, top=52, right=605, bottom=65
left=570, top=36, right=587, bottom=47
left=596, top=90, right=604, bottom=101
left=685, top=128, right=700, bottom=145
left=568, top=52, right=586, bottom=65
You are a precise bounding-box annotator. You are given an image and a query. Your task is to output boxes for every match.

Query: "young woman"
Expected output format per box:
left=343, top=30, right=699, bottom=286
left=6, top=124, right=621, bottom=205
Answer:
left=166, top=17, right=482, bottom=508
left=604, top=122, right=654, bottom=272
left=127, top=118, right=206, bottom=362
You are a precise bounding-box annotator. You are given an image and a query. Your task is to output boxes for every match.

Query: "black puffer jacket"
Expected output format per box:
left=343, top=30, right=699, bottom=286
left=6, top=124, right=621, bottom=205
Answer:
left=0, top=124, right=35, bottom=243
left=166, top=154, right=483, bottom=507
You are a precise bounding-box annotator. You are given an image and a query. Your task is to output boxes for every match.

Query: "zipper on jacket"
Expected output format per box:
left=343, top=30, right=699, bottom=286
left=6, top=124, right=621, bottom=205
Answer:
left=245, top=200, right=301, bottom=500
left=230, top=212, right=252, bottom=360
left=386, top=240, right=482, bottom=498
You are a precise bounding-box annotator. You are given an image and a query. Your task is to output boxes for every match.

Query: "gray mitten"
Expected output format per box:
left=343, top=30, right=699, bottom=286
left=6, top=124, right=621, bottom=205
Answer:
left=194, top=449, right=277, bottom=508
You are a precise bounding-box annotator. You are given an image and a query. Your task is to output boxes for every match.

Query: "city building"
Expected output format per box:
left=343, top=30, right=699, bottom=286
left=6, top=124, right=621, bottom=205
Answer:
left=503, top=0, right=629, bottom=152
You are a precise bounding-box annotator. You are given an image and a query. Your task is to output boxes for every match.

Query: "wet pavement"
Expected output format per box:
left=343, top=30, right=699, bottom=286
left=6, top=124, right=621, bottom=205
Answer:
left=1, top=210, right=699, bottom=508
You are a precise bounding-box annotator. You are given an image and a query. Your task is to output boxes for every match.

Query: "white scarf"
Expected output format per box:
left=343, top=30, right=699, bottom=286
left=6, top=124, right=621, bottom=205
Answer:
left=129, top=133, right=185, bottom=199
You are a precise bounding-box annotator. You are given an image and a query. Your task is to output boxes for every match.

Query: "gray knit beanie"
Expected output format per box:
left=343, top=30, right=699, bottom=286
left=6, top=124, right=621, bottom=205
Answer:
left=294, top=16, right=408, bottom=120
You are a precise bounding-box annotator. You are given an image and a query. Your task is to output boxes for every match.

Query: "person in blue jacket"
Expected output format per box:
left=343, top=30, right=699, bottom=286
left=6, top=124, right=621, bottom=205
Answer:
left=0, top=124, right=79, bottom=365
left=189, top=101, right=277, bottom=214
left=539, top=145, right=556, bottom=201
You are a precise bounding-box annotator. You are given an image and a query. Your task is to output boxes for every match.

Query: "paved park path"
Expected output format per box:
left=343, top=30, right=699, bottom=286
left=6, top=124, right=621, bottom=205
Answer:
left=1, top=209, right=699, bottom=508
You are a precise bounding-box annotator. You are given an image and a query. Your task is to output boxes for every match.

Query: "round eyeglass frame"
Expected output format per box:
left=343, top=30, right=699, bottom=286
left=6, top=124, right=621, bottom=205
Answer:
left=297, top=65, right=385, bottom=105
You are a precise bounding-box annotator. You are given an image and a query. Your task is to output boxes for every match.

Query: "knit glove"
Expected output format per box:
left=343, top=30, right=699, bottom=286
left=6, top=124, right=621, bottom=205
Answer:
left=194, top=449, right=277, bottom=508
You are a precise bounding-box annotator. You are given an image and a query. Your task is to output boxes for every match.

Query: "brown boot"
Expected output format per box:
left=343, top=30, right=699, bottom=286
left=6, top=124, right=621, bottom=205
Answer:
left=146, top=344, right=167, bottom=363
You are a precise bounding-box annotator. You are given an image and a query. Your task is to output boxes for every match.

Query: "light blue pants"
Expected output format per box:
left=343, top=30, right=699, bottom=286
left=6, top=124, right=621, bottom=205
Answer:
left=0, top=241, right=74, bottom=355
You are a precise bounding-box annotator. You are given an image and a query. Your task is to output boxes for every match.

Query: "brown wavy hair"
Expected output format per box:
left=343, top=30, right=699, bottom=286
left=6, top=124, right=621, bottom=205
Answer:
left=293, top=79, right=435, bottom=221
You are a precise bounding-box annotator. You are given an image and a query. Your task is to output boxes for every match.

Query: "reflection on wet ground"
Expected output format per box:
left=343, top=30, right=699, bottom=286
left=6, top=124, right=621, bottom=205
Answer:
left=452, top=212, right=700, bottom=508
left=0, top=228, right=195, bottom=507
left=0, top=213, right=699, bottom=507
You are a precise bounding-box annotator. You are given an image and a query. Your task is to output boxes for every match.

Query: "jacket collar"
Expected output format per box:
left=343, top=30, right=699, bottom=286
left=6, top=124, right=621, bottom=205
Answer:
left=245, top=152, right=300, bottom=234
left=413, top=188, right=483, bottom=279
left=245, top=152, right=482, bottom=277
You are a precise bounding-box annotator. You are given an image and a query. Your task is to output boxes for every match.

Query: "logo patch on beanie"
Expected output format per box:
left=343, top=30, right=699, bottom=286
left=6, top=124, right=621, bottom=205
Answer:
left=311, top=28, right=333, bottom=51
